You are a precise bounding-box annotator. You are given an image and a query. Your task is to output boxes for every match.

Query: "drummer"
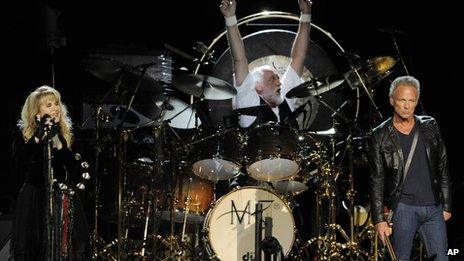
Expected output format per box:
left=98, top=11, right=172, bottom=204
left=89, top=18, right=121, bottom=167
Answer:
left=220, top=0, right=313, bottom=128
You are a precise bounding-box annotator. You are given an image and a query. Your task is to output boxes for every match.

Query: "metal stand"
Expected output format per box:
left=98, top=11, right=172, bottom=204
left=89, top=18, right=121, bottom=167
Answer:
left=44, top=138, right=55, bottom=260
left=255, top=203, right=263, bottom=261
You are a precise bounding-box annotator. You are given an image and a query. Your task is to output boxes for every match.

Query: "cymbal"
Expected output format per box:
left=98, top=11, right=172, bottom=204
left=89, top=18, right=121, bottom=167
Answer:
left=172, top=74, right=236, bottom=100
left=83, top=57, right=161, bottom=94
left=343, top=56, right=397, bottom=89
left=286, top=75, right=345, bottom=99
left=83, top=57, right=133, bottom=84
left=365, top=56, right=397, bottom=77
left=233, top=104, right=276, bottom=120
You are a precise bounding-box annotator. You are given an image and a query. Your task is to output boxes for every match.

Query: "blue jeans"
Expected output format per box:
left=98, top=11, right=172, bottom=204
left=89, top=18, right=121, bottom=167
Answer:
left=392, top=202, right=448, bottom=261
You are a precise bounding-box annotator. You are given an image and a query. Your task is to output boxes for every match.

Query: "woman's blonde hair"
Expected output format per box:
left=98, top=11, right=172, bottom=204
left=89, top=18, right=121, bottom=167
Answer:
left=19, top=85, right=73, bottom=146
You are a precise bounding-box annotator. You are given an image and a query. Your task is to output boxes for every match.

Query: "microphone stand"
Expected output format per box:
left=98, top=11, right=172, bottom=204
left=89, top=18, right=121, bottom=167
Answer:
left=44, top=136, right=55, bottom=260
left=91, top=106, right=102, bottom=259
left=44, top=4, right=66, bottom=88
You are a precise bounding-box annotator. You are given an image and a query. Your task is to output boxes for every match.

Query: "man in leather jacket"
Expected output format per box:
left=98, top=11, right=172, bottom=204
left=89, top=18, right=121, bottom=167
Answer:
left=368, top=76, right=452, bottom=260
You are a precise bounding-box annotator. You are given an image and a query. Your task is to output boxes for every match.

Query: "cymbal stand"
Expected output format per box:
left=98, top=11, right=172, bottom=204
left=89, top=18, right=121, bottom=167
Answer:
left=334, top=127, right=378, bottom=260
left=81, top=70, right=125, bottom=259
left=91, top=106, right=102, bottom=259
left=389, top=33, right=426, bottom=115
left=116, top=129, right=130, bottom=260
left=340, top=133, right=374, bottom=260
left=301, top=134, right=373, bottom=260
left=109, top=62, right=151, bottom=260
left=162, top=119, right=192, bottom=259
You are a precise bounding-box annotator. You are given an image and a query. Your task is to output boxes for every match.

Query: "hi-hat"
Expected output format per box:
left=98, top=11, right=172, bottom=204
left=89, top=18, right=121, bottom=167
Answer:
left=173, top=74, right=236, bottom=100
left=286, top=75, right=345, bottom=99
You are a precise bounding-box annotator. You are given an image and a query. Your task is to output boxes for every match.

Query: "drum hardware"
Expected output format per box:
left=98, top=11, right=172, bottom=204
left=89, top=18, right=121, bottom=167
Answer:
left=79, top=67, right=132, bottom=258
left=111, top=65, right=156, bottom=260
left=301, top=130, right=381, bottom=260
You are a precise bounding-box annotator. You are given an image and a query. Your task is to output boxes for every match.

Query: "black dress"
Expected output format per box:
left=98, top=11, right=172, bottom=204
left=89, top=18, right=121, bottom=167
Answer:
left=11, top=128, right=90, bottom=261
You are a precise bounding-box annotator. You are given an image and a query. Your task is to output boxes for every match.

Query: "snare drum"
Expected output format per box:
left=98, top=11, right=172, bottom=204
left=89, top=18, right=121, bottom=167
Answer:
left=203, top=187, right=295, bottom=260
left=245, top=122, right=301, bottom=181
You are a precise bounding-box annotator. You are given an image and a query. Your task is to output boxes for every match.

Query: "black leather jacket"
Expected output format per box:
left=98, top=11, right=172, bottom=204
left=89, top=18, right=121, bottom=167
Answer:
left=368, top=115, right=452, bottom=224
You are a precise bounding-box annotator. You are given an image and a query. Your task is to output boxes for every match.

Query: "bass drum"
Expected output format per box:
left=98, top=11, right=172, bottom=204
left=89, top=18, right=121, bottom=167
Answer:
left=196, top=12, right=359, bottom=131
left=203, top=187, right=295, bottom=260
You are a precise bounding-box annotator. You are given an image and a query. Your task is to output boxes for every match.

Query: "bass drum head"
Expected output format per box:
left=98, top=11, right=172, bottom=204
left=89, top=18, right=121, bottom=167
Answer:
left=211, top=29, right=348, bottom=131
left=204, top=187, right=295, bottom=260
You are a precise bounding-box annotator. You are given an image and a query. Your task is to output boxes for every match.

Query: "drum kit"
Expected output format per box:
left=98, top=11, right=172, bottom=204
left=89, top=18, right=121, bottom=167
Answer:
left=81, top=49, right=398, bottom=260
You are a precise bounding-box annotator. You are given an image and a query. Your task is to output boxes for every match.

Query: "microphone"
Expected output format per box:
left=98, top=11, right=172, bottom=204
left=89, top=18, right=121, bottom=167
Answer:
left=42, top=114, right=52, bottom=120
left=40, top=114, right=56, bottom=126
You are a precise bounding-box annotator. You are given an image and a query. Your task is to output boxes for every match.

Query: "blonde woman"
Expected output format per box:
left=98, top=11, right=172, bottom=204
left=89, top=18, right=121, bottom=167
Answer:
left=12, top=86, right=90, bottom=260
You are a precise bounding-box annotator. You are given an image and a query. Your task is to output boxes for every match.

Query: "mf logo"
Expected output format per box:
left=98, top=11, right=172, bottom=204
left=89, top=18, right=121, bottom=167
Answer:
left=230, top=200, right=273, bottom=225
left=447, top=248, right=460, bottom=256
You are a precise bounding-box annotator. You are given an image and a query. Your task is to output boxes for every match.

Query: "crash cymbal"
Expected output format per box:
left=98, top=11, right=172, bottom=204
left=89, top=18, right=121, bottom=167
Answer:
left=344, top=56, right=397, bottom=89
left=83, top=57, right=133, bottom=84
left=83, top=57, right=161, bottom=94
left=365, top=56, right=397, bottom=76
left=285, top=75, right=345, bottom=99
left=172, top=74, right=236, bottom=100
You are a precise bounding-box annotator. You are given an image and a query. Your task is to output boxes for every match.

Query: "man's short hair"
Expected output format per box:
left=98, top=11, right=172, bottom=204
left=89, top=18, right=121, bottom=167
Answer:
left=389, top=76, right=421, bottom=97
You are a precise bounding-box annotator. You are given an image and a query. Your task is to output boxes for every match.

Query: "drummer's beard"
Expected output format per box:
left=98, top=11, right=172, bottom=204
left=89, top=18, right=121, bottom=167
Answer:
left=263, top=91, right=284, bottom=107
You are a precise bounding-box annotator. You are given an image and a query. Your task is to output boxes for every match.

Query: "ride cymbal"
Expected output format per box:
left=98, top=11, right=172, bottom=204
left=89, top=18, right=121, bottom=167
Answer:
left=172, top=74, right=236, bottom=100
left=285, top=75, right=345, bottom=99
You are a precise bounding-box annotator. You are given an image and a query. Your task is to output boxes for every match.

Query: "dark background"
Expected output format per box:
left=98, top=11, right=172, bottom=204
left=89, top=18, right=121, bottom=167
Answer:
left=2, top=0, right=463, bottom=256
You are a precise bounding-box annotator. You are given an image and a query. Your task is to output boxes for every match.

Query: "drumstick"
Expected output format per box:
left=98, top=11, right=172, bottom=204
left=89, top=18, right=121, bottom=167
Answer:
left=384, top=235, right=397, bottom=261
